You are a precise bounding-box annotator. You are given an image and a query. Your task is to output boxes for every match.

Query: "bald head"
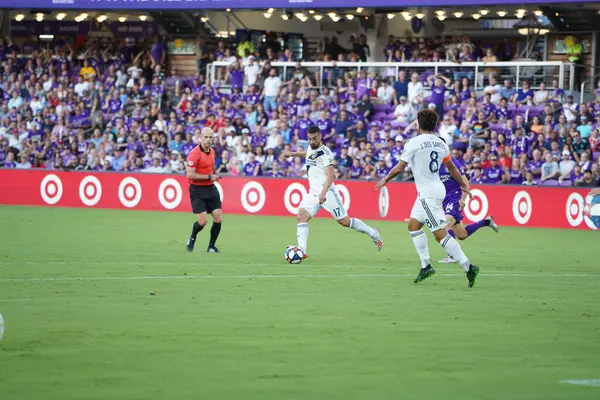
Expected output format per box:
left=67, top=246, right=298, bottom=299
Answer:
left=198, top=127, right=214, bottom=150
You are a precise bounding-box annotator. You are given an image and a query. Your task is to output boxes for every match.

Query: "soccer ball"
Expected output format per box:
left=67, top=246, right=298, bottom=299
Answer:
left=583, top=193, right=600, bottom=230
left=0, top=313, right=4, bottom=341
left=285, top=245, right=305, bottom=264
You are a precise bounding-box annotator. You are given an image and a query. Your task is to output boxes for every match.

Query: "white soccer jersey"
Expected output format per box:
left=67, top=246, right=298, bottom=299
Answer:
left=305, top=144, right=335, bottom=193
left=400, top=134, right=450, bottom=200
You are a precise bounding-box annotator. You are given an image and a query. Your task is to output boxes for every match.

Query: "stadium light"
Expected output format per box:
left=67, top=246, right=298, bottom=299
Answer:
left=472, top=14, right=481, bottom=20
left=387, top=13, right=395, bottom=20
left=96, top=15, right=108, bottom=23
left=35, top=13, right=44, bottom=22
left=200, top=16, right=209, bottom=22
left=281, top=13, right=290, bottom=20
left=139, top=15, right=147, bottom=21
left=453, top=11, right=463, bottom=18
left=401, top=12, right=411, bottom=21
left=415, top=12, right=425, bottom=19
left=15, top=14, right=25, bottom=22
left=263, top=13, right=272, bottom=19
left=497, top=10, right=507, bottom=17
left=437, top=15, right=447, bottom=21
left=267, top=8, right=275, bottom=13
left=308, top=10, right=315, bottom=14
left=75, top=13, right=88, bottom=22
left=435, top=10, right=445, bottom=16
left=534, top=10, right=543, bottom=16
left=356, top=8, right=364, bottom=13
left=295, top=12, right=305, bottom=19
left=480, top=9, right=489, bottom=15
left=346, top=14, right=355, bottom=20
left=118, top=16, right=127, bottom=22
left=313, top=14, right=323, bottom=21
left=56, top=13, right=66, bottom=20
left=39, top=34, right=54, bottom=40
left=226, top=8, right=231, bottom=12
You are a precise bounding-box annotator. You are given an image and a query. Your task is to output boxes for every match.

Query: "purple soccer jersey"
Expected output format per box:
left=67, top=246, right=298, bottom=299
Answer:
left=439, top=158, right=465, bottom=223
left=483, top=166, right=504, bottom=183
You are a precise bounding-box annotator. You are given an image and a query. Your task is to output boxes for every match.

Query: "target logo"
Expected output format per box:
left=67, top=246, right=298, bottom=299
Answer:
left=240, top=181, right=266, bottom=213
left=378, top=186, right=390, bottom=218
left=565, top=193, right=585, bottom=227
left=335, top=184, right=351, bottom=212
left=158, top=178, right=182, bottom=210
left=214, top=181, right=224, bottom=202
left=284, top=182, right=308, bottom=215
left=40, top=174, right=63, bottom=205
left=512, top=190, right=532, bottom=225
left=78, top=176, right=102, bottom=207
left=464, top=189, right=489, bottom=222
left=118, top=177, right=142, bottom=208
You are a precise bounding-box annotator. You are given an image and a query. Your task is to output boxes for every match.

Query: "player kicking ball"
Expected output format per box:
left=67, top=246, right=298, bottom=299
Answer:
left=437, top=157, right=499, bottom=264
left=375, top=109, right=480, bottom=288
left=282, top=126, right=382, bottom=257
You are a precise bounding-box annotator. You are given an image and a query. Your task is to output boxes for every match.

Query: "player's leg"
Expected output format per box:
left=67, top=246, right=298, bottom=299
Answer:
left=187, top=186, right=209, bottom=252
left=408, top=214, right=436, bottom=283
left=449, top=216, right=499, bottom=240
left=296, top=207, right=313, bottom=256
left=326, top=187, right=382, bottom=250
left=438, top=214, right=461, bottom=263
left=207, top=209, right=222, bottom=253
left=187, top=211, right=208, bottom=252
left=428, top=200, right=480, bottom=288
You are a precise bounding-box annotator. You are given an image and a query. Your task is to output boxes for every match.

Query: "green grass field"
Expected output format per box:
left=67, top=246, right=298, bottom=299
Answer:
left=0, top=205, right=599, bottom=400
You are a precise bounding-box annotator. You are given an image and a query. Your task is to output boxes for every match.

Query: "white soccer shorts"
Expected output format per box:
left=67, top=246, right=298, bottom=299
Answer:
left=410, top=197, right=448, bottom=232
left=300, top=186, right=348, bottom=220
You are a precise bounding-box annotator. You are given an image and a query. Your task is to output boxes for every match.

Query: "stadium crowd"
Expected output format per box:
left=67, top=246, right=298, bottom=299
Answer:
left=0, top=35, right=599, bottom=188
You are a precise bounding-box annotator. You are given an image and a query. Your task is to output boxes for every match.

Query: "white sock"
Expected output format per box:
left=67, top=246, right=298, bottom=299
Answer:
left=440, top=235, right=471, bottom=271
left=350, top=218, right=377, bottom=239
left=297, top=223, right=309, bottom=254
left=410, top=230, right=430, bottom=269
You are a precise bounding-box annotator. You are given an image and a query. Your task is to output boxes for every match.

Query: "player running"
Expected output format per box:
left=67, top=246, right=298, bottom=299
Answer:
left=437, top=157, right=499, bottom=264
left=375, top=109, right=480, bottom=288
left=282, top=126, right=382, bottom=257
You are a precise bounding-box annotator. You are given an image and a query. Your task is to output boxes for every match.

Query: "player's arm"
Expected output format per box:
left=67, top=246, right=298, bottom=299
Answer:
left=375, top=160, right=408, bottom=190
left=445, top=156, right=471, bottom=198
left=459, top=175, right=469, bottom=210
left=319, top=165, right=334, bottom=204
left=186, top=164, right=219, bottom=181
left=281, top=150, right=307, bottom=159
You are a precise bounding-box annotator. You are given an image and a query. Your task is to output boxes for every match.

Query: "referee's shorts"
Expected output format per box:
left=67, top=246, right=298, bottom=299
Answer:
left=189, top=184, right=222, bottom=214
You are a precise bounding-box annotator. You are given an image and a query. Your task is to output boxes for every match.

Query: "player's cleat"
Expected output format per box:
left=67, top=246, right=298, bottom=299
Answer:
left=466, top=264, right=480, bottom=288
left=438, top=254, right=457, bottom=264
left=207, top=245, right=220, bottom=253
left=303, top=253, right=307, bottom=260
left=186, top=237, right=195, bottom=252
left=373, top=228, right=383, bottom=251
left=486, top=216, right=499, bottom=233
left=414, top=264, right=436, bottom=283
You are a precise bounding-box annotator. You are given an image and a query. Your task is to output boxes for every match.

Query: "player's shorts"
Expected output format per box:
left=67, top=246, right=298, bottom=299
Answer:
left=300, top=186, right=348, bottom=220
left=442, top=198, right=464, bottom=224
left=410, top=197, right=448, bottom=232
left=189, top=184, right=222, bottom=214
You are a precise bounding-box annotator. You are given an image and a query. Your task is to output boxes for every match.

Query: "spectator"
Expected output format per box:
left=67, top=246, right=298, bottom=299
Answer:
left=541, top=153, right=560, bottom=182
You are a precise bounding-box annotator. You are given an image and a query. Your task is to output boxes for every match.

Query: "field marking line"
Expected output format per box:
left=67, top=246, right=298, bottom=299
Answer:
left=559, top=379, right=600, bottom=387
left=2, top=272, right=600, bottom=283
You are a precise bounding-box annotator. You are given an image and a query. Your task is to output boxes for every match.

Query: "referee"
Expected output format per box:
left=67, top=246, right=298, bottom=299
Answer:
left=185, top=127, right=223, bottom=253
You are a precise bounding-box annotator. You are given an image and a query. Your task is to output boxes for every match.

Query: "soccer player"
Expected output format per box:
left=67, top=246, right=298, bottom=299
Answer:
left=282, top=126, right=382, bottom=257
left=185, top=127, right=223, bottom=253
left=437, top=158, right=499, bottom=264
left=375, top=110, right=481, bottom=288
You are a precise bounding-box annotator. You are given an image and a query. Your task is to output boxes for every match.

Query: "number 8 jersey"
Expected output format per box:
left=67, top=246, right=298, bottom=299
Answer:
left=400, top=134, right=451, bottom=200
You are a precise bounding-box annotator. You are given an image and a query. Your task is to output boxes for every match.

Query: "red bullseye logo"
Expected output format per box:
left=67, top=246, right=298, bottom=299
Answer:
left=565, top=193, right=584, bottom=227
left=158, top=178, right=182, bottom=210
left=240, top=181, right=265, bottom=213
left=284, top=182, right=308, bottom=215
left=40, top=174, right=63, bottom=205
left=118, top=177, right=142, bottom=208
left=378, top=186, right=389, bottom=218
left=78, top=176, right=102, bottom=207
left=512, top=190, right=532, bottom=225
left=464, top=189, right=488, bottom=222
left=335, top=184, right=351, bottom=212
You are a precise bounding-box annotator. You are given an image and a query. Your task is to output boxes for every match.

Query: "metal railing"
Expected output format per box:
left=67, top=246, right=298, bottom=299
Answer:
left=209, top=61, right=569, bottom=92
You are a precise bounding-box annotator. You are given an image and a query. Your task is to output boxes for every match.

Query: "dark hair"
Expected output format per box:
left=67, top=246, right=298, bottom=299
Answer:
left=307, top=126, right=321, bottom=135
left=417, top=109, right=439, bottom=132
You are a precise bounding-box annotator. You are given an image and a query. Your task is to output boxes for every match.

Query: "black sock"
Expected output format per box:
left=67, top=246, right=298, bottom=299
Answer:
left=483, top=219, right=491, bottom=227
left=191, top=221, right=203, bottom=239
left=209, top=222, right=221, bottom=247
